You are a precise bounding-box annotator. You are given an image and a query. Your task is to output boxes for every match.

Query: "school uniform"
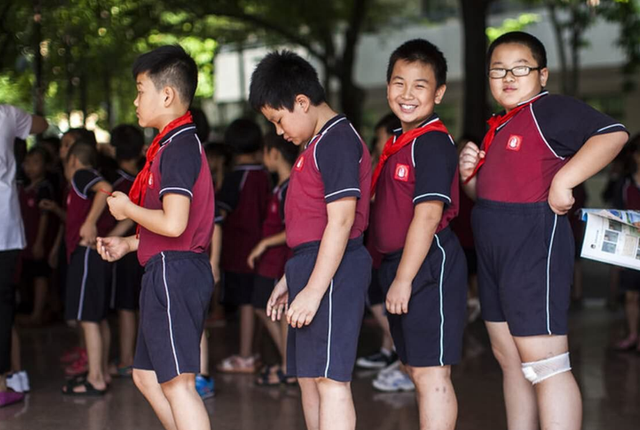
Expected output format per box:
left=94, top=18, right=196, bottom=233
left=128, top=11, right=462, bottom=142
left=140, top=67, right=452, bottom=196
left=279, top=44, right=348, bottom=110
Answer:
left=218, top=164, right=270, bottom=306
left=472, top=92, right=627, bottom=336
left=618, top=177, right=640, bottom=292
left=252, top=179, right=291, bottom=309
left=284, top=114, right=372, bottom=382
left=64, top=169, right=116, bottom=322
left=134, top=123, right=215, bottom=384
left=110, top=169, right=144, bottom=311
left=371, top=114, right=467, bottom=367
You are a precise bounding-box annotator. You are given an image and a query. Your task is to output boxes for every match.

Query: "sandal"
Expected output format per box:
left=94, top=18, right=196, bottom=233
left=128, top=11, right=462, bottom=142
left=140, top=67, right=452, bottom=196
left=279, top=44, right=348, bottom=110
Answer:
left=109, top=361, right=133, bottom=378
left=278, top=369, right=297, bottom=386
left=255, top=365, right=280, bottom=386
left=61, top=379, right=107, bottom=397
left=217, top=355, right=259, bottom=374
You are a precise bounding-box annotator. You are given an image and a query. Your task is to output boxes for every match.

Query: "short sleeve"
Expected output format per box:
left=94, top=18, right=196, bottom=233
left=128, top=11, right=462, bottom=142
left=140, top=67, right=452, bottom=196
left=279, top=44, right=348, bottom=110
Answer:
left=413, top=131, right=457, bottom=206
left=533, top=95, right=628, bottom=158
left=217, top=171, right=243, bottom=213
left=315, top=131, right=363, bottom=203
left=8, top=106, right=33, bottom=140
left=158, top=138, right=201, bottom=200
left=73, top=170, right=102, bottom=198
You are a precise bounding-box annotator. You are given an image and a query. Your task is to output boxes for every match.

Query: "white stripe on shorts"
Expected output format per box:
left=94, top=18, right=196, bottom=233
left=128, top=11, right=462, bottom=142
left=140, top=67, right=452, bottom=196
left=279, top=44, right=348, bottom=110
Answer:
left=434, top=234, right=446, bottom=366
left=324, top=279, right=335, bottom=378
left=161, top=252, right=181, bottom=376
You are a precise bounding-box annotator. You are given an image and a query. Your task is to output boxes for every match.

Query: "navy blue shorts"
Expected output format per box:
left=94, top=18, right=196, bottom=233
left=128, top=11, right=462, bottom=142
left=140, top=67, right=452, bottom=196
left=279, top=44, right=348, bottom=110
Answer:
left=134, top=251, right=213, bottom=384
left=65, top=246, right=112, bottom=322
left=286, top=237, right=371, bottom=382
left=367, top=268, right=385, bottom=306
left=222, top=271, right=254, bottom=306
left=472, top=199, right=574, bottom=336
left=379, top=227, right=467, bottom=367
left=111, top=251, right=144, bottom=311
left=252, top=275, right=277, bottom=309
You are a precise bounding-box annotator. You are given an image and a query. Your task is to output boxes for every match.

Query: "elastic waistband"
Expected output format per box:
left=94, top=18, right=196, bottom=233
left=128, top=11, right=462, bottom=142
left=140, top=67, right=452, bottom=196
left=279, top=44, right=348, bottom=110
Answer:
left=383, top=226, right=454, bottom=261
left=145, top=250, right=208, bottom=269
left=475, top=198, right=551, bottom=214
left=292, top=236, right=364, bottom=256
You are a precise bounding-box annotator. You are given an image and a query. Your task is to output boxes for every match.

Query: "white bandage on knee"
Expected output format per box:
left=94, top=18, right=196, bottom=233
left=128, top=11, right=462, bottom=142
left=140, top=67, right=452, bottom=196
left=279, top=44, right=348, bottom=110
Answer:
left=521, top=352, right=571, bottom=385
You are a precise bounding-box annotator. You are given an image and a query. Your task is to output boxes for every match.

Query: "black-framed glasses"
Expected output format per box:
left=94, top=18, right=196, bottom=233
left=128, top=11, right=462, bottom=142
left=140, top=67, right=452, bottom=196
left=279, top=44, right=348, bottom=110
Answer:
left=488, top=66, right=542, bottom=79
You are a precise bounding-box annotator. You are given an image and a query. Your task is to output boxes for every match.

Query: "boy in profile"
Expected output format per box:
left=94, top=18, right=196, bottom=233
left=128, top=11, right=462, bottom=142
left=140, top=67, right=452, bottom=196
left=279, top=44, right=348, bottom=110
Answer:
left=97, top=45, right=215, bottom=430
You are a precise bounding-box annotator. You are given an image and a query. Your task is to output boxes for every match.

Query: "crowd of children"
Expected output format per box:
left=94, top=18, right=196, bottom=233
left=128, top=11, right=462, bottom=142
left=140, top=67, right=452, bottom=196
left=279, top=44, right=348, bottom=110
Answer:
left=0, top=30, right=634, bottom=430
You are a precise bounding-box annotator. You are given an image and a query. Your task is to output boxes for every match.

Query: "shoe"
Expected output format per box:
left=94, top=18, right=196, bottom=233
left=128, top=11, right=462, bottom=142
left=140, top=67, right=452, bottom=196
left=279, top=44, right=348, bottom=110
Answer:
left=467, top=298, right=481, bottom=323
left=377, top=359, right=400, bottom=378
left=0, top=391, right=25, bottom=408
left=17, top=371, right=29, bottom=393
left=372, top=369, right=415, bottom=392
left=216, top=355, right=259, bottom=374
left=195, top=374, right=215, bottom=399
left=356, top=350, right=397, bottom=369
left=5, top=374, right=22, bottom=393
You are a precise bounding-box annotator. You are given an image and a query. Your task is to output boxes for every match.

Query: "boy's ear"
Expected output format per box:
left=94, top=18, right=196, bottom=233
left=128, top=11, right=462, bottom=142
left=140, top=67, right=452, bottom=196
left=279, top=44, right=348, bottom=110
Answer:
left=434, top=84, right=447, bottom=105
left=294, top=94, right=311, bottom=113
left=162, top=86, right=177, bottom=107
left=539, top=67, right=549, bottom=87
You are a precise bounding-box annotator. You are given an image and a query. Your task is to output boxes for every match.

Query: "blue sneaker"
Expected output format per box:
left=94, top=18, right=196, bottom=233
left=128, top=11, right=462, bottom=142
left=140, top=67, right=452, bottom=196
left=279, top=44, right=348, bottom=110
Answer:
left=195, top=374, right=215, bottom=399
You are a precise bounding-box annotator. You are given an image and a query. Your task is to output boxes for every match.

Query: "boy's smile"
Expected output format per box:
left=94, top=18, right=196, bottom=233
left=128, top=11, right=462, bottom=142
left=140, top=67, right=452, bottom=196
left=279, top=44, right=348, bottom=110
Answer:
left=387, top=59, right=446, bottom=133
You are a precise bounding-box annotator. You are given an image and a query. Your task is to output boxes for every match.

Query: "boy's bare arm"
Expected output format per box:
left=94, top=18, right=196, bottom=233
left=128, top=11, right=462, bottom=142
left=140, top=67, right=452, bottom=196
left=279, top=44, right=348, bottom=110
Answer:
left=108, top=219, right=135, bottom=237
left=286, top=198, right=356, bottom=328
left=550, top=131, right=628, bottom=215
left=32, top=212, right=49, bottom=260
left=210, top=225, right=222, bottom=284
left=459, top=141, right=483, bottom=201
left=386, top=201, right=443, bottom=315
left=80, top=180, right=112, bottom=245
left=248, top=231, right=287, bottom=269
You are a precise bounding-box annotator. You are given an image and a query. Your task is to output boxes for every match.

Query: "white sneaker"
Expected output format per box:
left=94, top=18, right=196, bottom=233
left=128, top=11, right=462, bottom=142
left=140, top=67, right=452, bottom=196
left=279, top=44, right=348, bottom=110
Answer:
left=377, top=360, right=400, bottom=378
left=6, top=373, right=23, bottom=393
left=18, top=371, right=30, bottom=392
left=372, top=369, right=415, bottom=392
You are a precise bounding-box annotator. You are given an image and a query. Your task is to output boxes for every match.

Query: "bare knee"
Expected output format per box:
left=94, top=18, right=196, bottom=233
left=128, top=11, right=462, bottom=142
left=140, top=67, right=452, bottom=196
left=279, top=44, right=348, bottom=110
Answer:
left=160, top=373, right=195, bottom=399
left=491, top=343, right=523, bottom=374
left=407, top=365, right=451, bottom=388
left=133, top=369, right=157, bottom=395
left=315, top=377, right=350, bottom=396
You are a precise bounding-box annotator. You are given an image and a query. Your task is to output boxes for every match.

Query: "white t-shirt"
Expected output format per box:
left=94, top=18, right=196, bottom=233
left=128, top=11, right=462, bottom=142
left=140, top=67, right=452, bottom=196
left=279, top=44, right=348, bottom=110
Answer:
left=0, top=105, right=32, bottom=251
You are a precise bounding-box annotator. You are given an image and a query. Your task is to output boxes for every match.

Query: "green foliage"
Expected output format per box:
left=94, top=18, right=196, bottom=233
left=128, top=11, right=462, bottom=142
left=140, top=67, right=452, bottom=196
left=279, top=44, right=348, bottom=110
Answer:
left=486, top=13, right=542, bottom=42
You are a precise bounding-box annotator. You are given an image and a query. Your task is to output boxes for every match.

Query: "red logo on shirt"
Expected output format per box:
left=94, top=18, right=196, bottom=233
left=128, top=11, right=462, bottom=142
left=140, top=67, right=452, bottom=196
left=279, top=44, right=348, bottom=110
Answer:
left=295, top=156, right=305, bottom=172
left=394, top=164, right=410, bottom=181
left=506, top=135, right=523, bottom=151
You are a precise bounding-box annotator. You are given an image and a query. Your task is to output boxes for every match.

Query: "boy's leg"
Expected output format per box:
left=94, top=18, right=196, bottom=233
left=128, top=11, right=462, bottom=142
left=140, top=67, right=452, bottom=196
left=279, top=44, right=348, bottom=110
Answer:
left=133, top=369, right=178, bottom=430
left=407, top=365, right=456, bottom=430
left=119, top=310, right=137, bottom=367
left=298, top=377, right=320, bottom=430
left=160, top=373, right=210, bottom=430
left=10, top=327, right=20, bottom=373
left=486, top=321, right=538, bottom=430
left=199, top=333, right=209, bottom=376
left=316, top=378, right=355, bottom=430
left=255, top=309, right=284, bottom=355
left=624, top=291, right=639, bottom=339
left=239, top=304, right=255, bottom=358
left=79, top=321, right=107, bottom=391
left=100, top=320, right=111, bottom=384
left=514, top=334, right=582, bottom=430
left=370, top=303, right=394, bottom=352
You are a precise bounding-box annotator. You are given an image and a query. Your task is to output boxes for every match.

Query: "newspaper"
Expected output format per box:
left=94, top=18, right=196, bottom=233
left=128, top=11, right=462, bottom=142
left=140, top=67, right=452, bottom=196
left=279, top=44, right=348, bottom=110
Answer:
left=580, top=209, right=640, bottom=271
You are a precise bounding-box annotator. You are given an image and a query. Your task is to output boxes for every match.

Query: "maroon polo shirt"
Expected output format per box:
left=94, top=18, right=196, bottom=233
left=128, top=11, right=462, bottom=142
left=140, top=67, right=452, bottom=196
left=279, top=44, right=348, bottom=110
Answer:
left=371, top=114, right=459, bottom=255
left=65, top=169, right=116, bottom=260
left=285, top=114, right=371, bottom=249
left=137, top=125, right=215, bottom=266
left=256, top=179, right=291, bottom=279
left=476, top=93, right=627, bottom=203
left=219, top=164, right=271, bottom=274
left=622, top=177, right=640, bottom=211
left=19, top=179, right=56, bottom=260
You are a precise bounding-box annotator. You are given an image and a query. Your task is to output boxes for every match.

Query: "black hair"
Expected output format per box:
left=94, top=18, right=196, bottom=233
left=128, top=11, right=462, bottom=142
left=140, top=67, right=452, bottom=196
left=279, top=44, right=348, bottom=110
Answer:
left=204, top=142, right=231, bottom=160
left=190, top=108, right=211, bottom=143
left=487, top=31, right=547, bottom=69
left=67, top=141, right=97, bottom=167
left=26, top=145, right=52, bottom=166
left=39, top=136, right=61, bottom=151
left=65, top=128, right=97, bottom=147
left=264, top=132, right=299, bottom=167
left=249, top=50, right=326, bottom=112
left=374, top=113, right=401, bottom=135
left=387, top=39, right=448, bottom=87
left=132, top=45, right=198, bottom=105
left=224, top=118, right=263, bottom=154
left=110, top=124, right=144, bottom=161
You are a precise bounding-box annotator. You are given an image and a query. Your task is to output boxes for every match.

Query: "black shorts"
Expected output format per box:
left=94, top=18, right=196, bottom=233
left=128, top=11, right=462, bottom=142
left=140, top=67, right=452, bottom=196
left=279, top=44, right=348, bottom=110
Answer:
left=286, top=237, right=371, bottom=382
left=367, top=268, right=385, bottom=306
left=472, top=199, right=574, bottom=336
left=379, top=227, right=467, bottom=367
left=252, top=275, right=277, bottom=309
left=134, top=251, right=213, bottom=384
left=620, top=269, right=640, bottom=293
left=21, top=258, right=51, bottom=280
left=222, top=271, right=254, bottom=306
left=64, top=246, right=112, bottom=322
left=111, top=252, right=144, bottom=311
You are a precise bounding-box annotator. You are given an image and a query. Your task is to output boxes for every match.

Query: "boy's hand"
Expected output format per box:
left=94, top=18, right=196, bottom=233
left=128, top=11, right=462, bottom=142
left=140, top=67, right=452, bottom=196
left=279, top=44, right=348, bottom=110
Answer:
left=459, top=142, right=485, bottom=182
left=266, top=276, right=289, bottom=322
left=107, top=191, right=131, bottom=220
left=39, top=199, right=59, bottom=213
left=96, top=236, right=130, bottom=262
left=48, top=247, right=59, bottom=269
left=287, top=287, right=323, bottom=328
left=79, top=221, right=98, bottom=246
left=386, top=278, right=412, bottom=314
left=548, top=178, right=575, bottom=215
left=247, top=241, right=267, bottom=270
left=210, top=264, right=221, bottom=285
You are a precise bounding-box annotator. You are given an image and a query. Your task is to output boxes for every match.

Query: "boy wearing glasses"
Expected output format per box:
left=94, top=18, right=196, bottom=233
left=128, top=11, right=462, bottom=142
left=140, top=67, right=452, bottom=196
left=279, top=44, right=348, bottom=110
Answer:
left=459, top=32, right=628, bottom=430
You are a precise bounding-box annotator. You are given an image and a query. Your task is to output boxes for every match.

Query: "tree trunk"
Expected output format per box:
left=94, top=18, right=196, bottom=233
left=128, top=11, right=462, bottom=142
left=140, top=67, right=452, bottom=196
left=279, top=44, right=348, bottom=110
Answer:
left=547, top=2, right=569, bottom=95
left=32, top=0, right=45, bottom=117
left=460, top=0, right=491, bottom=143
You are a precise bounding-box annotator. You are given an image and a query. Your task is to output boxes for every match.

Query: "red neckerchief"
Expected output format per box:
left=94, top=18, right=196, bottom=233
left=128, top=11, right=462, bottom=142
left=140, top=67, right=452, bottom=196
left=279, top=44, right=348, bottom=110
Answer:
left=463, top=93, right=547, bottom=184
left=371, top=119, right=450, bottom=193
left=129, top=111, right=193, bottom=206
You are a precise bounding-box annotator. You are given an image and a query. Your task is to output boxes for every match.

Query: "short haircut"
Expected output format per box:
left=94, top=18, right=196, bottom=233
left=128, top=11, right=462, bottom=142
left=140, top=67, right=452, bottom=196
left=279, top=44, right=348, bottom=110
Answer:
left=65, top=128, right=97, bottom=147
left=67, top=141, right=97, bottom=167
left=204, top=142, right=231, bottom=161
left=27, top=145, right=52, bottom=166
left=374, top=113, right=401, bottom=135
left=387, top=39, right=448, bottom=87
left=249, top=50, right=326, bottom=111
left=224, top=118, right=263, bottom=154
left=132, top=45, right=198, bottom=105
left=487, top=31, right=547, bottom=69
left=264, top=132, right=299, bottom=167
left=190, top=107, right=210, bottom=142
left=110, top=124, right=144, bottom=161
